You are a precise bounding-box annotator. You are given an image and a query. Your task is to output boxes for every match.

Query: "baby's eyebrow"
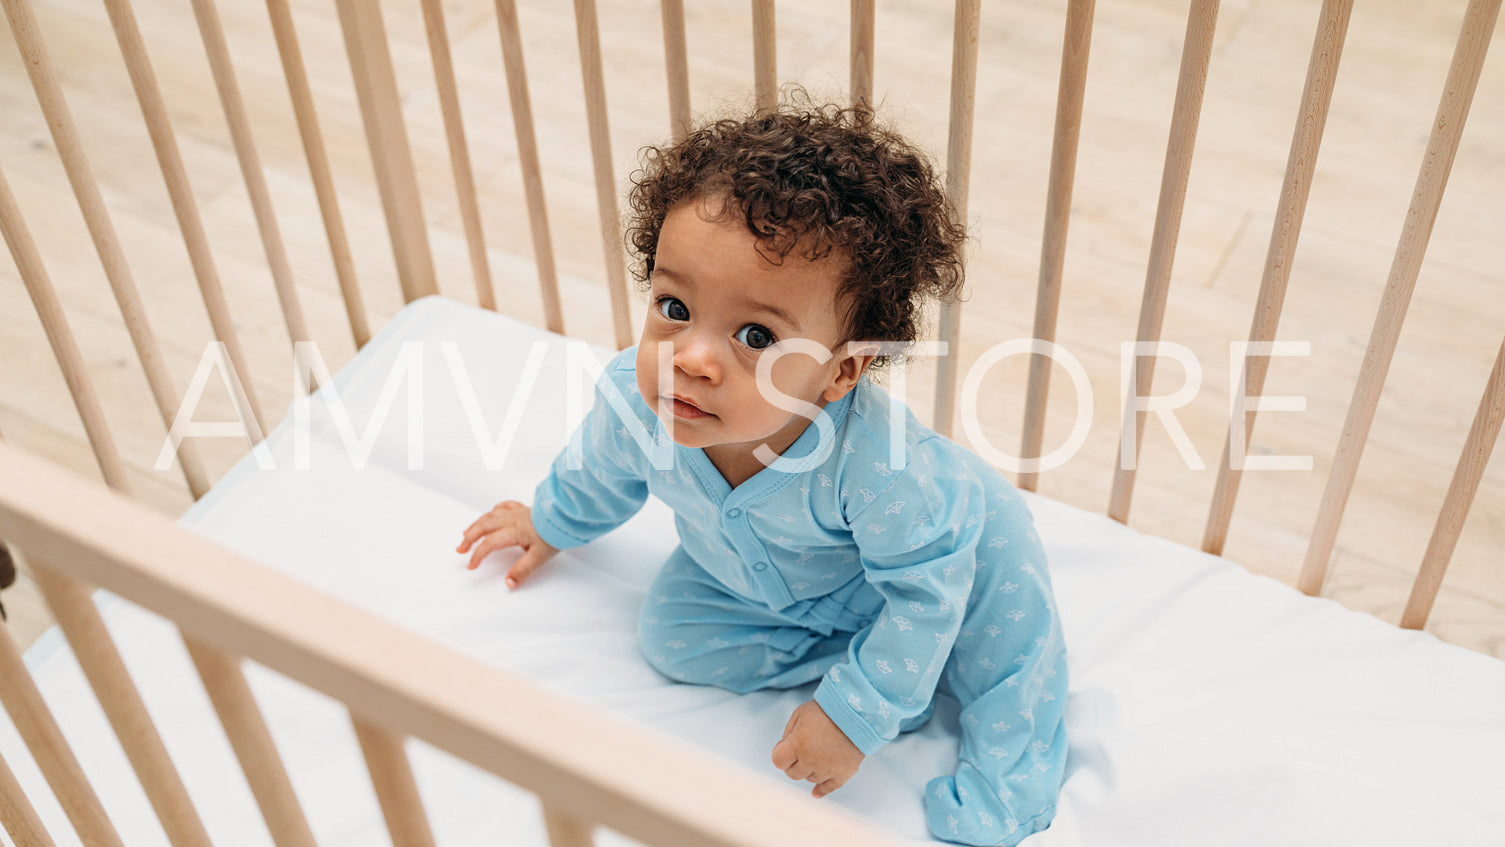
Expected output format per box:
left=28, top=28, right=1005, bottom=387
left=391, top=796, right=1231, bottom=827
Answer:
left=648, top=266, right=692, bottom=292
left=743, top=299, right=801, bottom=331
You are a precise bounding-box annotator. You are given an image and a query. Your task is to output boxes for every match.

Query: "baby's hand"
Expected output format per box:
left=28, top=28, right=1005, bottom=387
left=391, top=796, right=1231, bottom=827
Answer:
left=457, top=501, right=558, bottom=589
left=770, top=699, right=865, bottom=798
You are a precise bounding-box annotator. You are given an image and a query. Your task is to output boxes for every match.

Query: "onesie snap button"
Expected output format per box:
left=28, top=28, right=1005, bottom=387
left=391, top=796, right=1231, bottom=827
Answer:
left=752, top=561, right=768, bottom=571
left=726, top=508, right=742, bottom=519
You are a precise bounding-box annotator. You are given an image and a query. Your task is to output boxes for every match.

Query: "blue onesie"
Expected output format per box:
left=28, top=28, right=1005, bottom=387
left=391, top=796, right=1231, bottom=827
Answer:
left=531, top=349, right=1068, bottom=846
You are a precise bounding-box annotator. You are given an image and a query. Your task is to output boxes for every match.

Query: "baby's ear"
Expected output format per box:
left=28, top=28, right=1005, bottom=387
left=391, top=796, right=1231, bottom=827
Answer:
left=824, top=342, right=878, bottom=401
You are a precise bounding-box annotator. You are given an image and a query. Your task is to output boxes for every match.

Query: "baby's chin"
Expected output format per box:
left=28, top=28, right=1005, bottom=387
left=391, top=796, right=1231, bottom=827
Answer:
left=656, top=424, right=715, bottom=451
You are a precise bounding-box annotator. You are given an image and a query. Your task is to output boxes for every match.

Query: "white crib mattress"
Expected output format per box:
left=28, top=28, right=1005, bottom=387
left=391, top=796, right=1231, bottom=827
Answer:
left=5, top=296, right=1505, bottom=847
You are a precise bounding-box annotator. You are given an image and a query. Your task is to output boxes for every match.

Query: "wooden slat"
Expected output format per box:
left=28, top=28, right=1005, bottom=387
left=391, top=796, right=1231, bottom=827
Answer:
left=660, top=0, right=691, bottom=142
left=3, top=410, right=307, bottom=847
left=849, top=0, right=874, bottom=107
left=333, top=0, right=438, bottom=305
left=1106, top=0, right=1220, bottom=523
left=0, top=742, right=57, bottom=847
left=421, top=0, right=497, bottom=312
left=1, top=0, right=212, bottom=498
left=27, top=564, right=211, bottom=847
left=1298, top=0, right=1501, bottom=595
left=0, top=606, right=125, bottom=847
left=184, top=639, right=318, bottom=847
left=265, top=0, right=371, bottom=349
left=1018, top=0, right=1096, bottom=492
left=189, top=0, right=313, bottom=348
left=351, top=718, right=436, bottom=847
left=99, top=0, right=268, bottom=434
left=1401, top=337, right=1505, bottom=629
left=573, top=0, right=634, bottom=350
left=0, top=443, right=912, bottom=847
left=931, top=0, right=980, bottom=438
left=0, top=165, right=132, bottom=495
left=543, top=804, right=596, bottom=847
left=751, top=0, right=776, bottom=112
left=493, top=0, right=565, bottom=334
left=1201, top=0, right=1353, bottom=554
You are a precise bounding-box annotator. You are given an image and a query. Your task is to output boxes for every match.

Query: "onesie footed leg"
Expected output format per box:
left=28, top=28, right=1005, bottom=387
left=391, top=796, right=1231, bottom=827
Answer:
left=637, top=549, right=855, bottom=693
left=922, top=638, right=1067, bottom=845
left=924, top=762, right=1054, bottom=847
left=639, top=620, right=849, bottom=693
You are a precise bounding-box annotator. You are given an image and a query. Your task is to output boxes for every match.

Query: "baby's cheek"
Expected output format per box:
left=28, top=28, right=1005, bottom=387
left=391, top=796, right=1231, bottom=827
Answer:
left=769, top=363, right=829, bottom=406
left=634, top=357, right=658, bottom=404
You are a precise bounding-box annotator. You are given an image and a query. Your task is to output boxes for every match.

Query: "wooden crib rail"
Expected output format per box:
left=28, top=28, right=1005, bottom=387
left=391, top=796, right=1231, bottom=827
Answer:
left=0, top=443, right=909, bottom=847
left=0, top=607, right=125, bottom=847
left=0, top=165, right=132, bottom=497
left=1017, top=0, right=1095, bottom=494
left=186, top=636, right=319, bottom=847
left=334, top=0, right=437, bottom=307
left=1106, top=0, right=1220, bottom=524
left=849, top=0, right=875, bottom=107
left=930, top=0, right=981, bottom=439
left=100, top=0, right=270, bottom=433
left=574, top=0, right=634, bottom=350
left=188, top=0, right=312, bottom=353
left=264, top=0, right=370, bottom=349
left=1402, top=337, right=1505, bottom=629
left=26, top=561, right=215, bottom=847
left=751, top=0, right=777, bottom=113
left=421, top=0, right=497, bottom=315
left=1297, top=0, right=1502, bottom=597
left=352, top=717, right=439, bottom=847
left=0, top=0, right=213, bottom=499
left=495, top=0, right=565, bottom=335
left=0, top=745, right=55, bottom=847
left=1200, top=0, right=1355, bottom=558
left=660, top=0, right=691, bottom=141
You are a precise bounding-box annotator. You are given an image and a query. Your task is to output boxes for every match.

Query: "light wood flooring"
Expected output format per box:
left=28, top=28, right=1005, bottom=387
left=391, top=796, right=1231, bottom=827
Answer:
left=1, top=0, right=1502, bottom=659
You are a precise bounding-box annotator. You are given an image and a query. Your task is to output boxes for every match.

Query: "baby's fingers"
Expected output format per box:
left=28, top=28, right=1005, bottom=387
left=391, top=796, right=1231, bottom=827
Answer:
left=465, top=527, right=520, bottom=570
left=457, top=518, right=498, bottom=553
left=457, top=501, right=527, bottom=552
left=811, top=776, right=846, bottom=799
left=771, top=738, right=797, bottom=772
left=505, top=545, right=553, bottom=589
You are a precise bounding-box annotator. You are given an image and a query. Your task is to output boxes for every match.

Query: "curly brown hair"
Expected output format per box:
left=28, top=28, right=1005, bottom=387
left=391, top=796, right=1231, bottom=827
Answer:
left=624, top=99, right=967, bottom=370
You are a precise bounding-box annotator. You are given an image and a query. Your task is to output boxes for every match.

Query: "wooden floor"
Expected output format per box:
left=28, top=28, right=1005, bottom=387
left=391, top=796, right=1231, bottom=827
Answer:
left=1, top=0, right=1502, bottom=659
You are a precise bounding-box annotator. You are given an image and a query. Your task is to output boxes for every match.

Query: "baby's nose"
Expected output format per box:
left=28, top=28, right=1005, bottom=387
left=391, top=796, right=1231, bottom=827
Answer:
left=674, top=335, right=721, bottom=381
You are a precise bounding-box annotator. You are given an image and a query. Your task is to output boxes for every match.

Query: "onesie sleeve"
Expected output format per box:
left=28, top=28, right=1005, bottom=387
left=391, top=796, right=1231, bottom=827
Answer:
left=812, top=439, right=984, bottom=755
left=530, top=349, right=657, bottom=550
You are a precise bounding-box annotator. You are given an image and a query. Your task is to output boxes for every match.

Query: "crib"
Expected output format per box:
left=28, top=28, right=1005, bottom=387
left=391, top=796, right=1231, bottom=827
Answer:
left=1, top=0, right=1503, bottom=844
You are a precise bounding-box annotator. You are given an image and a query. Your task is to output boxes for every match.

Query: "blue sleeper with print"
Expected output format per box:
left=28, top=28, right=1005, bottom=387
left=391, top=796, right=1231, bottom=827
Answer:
left=531, top=349, right=1068, bottom=846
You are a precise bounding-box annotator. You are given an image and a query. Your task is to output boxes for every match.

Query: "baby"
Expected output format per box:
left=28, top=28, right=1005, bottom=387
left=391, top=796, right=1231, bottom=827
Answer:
left=458, top=102, right=1067, bottom=846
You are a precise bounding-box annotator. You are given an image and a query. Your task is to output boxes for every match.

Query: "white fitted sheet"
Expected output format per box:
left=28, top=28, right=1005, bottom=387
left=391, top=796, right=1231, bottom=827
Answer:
left=5, top=296, right=1504, bottom=846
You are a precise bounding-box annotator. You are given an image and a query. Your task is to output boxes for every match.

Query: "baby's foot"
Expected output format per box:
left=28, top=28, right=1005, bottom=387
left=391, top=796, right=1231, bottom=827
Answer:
left=924, top=762, right=1052, bottom=847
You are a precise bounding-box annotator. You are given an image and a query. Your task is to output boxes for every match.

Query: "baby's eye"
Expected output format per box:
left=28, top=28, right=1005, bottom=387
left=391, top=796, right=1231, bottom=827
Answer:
left=736, top=324, right=776, bottom=350
left=657, top=297, right=690, bottom=321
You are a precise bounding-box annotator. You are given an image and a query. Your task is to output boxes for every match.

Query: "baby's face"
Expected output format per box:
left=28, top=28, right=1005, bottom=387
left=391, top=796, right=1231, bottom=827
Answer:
left=636, top=200, right=865, bottom=462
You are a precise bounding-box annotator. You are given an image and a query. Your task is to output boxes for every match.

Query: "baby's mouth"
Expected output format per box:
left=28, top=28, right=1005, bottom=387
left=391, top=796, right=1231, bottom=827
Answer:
left=667, top=395, right=712, bottom=419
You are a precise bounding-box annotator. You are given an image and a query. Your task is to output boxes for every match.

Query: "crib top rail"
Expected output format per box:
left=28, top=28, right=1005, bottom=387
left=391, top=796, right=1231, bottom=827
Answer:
left=0, top=441, right=909, bottom=847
